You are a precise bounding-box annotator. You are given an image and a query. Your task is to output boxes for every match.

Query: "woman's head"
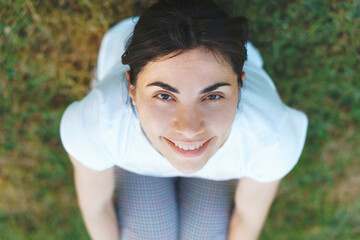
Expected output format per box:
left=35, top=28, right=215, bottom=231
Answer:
left=121, top=0, right=249, bottom=173
left=122, top=0, right=249, bottom=87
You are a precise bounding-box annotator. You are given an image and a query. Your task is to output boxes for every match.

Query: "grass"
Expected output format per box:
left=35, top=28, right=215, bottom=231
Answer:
left=1, top=0, right=359, bottom=239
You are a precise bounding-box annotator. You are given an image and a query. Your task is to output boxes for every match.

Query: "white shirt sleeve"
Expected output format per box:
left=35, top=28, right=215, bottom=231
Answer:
left=59, top=89, right=115, bottom=171
left=243, top=106, right=308, bottom=182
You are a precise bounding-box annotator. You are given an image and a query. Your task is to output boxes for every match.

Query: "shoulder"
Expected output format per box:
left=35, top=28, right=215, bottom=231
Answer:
left=60, top=73, right=131, bottom=171
left=234, top=62, right=308, bottom=182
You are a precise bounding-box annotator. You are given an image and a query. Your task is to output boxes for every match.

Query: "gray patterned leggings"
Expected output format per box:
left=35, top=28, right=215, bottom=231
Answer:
left=114, top=167, right=238, bottom=240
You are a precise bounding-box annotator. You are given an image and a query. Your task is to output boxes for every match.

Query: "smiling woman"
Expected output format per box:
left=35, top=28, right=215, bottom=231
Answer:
left=128, top=48, right=240, bottom=173
left=59, top=0, right=308, bottom=239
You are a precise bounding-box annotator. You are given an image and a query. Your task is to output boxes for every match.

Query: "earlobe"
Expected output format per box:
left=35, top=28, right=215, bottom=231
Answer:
left=128, top=84, right=136, bottom=106
left=126, top=71, right=137, bottom=106
left=239, top=72, right=246, bottom=90
left=238, top=72, right=246, bottom=91
left=241, top=72, right=246, bottom=82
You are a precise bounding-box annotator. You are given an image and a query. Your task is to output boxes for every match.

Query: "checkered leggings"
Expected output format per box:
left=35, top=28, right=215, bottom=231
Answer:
left=114, top=167, right=237, bottom=240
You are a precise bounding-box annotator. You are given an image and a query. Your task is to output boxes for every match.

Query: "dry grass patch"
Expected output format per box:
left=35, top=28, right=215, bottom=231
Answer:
left=321, top=125, right=360, bottom=210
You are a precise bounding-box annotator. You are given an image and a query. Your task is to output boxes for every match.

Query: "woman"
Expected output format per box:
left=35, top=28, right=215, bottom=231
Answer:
left=60, top=0, right=308, bottom=239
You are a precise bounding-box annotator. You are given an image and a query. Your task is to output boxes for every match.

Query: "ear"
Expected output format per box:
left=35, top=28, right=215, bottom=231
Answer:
left=241, top=72, right=246, bottom=82
left=126, top=71, right=136, bottom=106
left=240, top=72, right=246, bottom=89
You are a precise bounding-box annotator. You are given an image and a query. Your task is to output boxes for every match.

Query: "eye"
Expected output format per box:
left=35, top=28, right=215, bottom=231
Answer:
left=205, top=94, right=223, bottom=101
left=155, top=93, right=173, bottom=101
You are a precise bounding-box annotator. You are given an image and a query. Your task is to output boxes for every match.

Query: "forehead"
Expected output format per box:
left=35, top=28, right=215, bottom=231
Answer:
left=137, top=48, right=237, bottom=86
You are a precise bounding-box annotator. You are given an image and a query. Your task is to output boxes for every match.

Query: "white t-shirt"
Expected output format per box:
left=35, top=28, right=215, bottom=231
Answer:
left=60, top=17, right=308, bottom=182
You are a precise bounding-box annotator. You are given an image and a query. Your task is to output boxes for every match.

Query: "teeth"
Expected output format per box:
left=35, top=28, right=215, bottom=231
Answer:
left=174, top=143, right=204, bottom=151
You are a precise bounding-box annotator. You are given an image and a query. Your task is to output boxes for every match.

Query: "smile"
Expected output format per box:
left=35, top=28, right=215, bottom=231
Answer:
left=174, top=143, right=204, bottom=151
left=163, top=137, right=212, bottom=158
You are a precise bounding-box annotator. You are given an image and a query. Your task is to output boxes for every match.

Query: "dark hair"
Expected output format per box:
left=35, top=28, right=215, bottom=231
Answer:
left=121, top=0, right=249, bottom=87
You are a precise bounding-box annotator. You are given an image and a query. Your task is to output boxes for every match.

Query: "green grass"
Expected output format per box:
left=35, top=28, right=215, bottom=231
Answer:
left=1, top=0, right=359, bottom=239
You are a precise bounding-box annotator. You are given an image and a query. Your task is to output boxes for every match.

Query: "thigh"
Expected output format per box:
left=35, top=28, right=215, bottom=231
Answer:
left=178, top=177, right=237, bottom=240
left=115, top=167, right=179, bottom=240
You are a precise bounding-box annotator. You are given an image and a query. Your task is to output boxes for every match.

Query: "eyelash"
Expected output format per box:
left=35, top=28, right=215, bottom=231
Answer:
left=204, top=94, right=223, bottom=102
left=154, top=93, right=224, bottom=102
left=154, top=93, right=174, bottom=101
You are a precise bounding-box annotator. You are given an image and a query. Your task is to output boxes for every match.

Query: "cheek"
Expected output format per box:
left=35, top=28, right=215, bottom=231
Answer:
left=137, top=102, right=174, bottom=135
left=203, top=106, right=237, bottom=139
left=206, top=107, right=236, bottom=128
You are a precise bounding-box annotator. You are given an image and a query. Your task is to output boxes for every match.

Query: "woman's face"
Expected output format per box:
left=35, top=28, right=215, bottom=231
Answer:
left=128, top=48, right=244, bottom=173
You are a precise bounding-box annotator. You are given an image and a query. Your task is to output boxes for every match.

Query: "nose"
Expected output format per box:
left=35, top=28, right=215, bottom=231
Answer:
left=173, top=104, right=205, bottom=138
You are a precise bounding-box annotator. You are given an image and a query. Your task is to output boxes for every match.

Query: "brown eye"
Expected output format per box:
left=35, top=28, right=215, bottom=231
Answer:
left=156, top=93, right=173, bottom=100
left=206, top=94, right=222, bottom=100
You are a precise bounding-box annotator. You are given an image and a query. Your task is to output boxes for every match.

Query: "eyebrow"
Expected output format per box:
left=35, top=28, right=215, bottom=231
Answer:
left=200, top=82, right=231, bottom=94
left=146, top=82, right=179, bottom=93
left=146, top=81, right=231, bottom=94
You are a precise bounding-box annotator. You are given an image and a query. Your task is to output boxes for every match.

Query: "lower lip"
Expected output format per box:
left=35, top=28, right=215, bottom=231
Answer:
left=164, top=138, right=212, bottom=158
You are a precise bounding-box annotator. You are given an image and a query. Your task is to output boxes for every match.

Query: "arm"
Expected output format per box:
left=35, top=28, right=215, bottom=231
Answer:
left=69, top=155, right=120, bottom=240
left=227, top=177, right=281, bottom=240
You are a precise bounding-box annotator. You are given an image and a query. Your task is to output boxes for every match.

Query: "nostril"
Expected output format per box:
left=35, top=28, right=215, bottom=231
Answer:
left=173, top=119, right=205, bottom=137
left=173, top=105, right=205, bottom=137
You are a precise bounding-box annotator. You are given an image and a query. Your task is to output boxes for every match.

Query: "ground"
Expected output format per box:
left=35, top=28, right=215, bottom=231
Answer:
left=0, top=0, right=359, bottom=239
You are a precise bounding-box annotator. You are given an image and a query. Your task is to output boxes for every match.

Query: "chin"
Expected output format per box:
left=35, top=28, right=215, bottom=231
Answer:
left=167, top=156, right=209, bottom=174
